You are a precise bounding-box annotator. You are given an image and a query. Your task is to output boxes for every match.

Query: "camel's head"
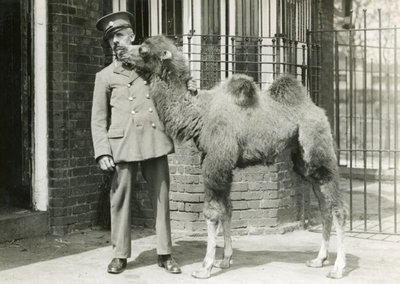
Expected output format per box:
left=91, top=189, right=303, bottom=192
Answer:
left=116, top=35, right=190, bottom=81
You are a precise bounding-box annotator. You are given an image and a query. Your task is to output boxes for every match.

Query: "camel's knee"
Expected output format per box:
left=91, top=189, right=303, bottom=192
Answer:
left=332, top=206, right=347, bottom=227
left=203, top=198, right=232, bottom=222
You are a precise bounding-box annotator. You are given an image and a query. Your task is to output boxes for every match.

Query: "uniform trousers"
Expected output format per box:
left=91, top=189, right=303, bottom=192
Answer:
left=110, top=155, right=172, bottom=258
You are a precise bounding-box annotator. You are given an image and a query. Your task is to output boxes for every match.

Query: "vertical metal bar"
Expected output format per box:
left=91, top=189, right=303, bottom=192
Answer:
left=306, top=29, right=310, bottom=96
left=316, top=44, right=320, bottom=105
left=302, top=44, right=306, bottom=85
left=231, top=37, right=236, bottom=74
left=191, top=0, right=194, bottom=32
left=349, top=12, right=354, bottom=231
left=371, top=59, right=374, bottom=168
left=268, top=0, right=271, bottom=38
left=393, top=25, right=398, bottom=233
left=260, top=0, right=263, bottom=37
left=245, top=37, right=249, bottom=74
left=282, top=37, right=286, bottom=73
left=297, top=0, right=299, bottom=42
left=173, top=0, right=176, bottom=35
left=335, top=31, right=340, bottom=155
left=164, top=0, right=168, bottom=34
left=386, top=62, right=392, bottom=167
left=275, top=36, right=281, bottom=76
left=187, top=33, right=192, bottom=72
left=142, top=0, right=146, bottom=38
left=258, top=38, right=263, bottom=88
left=294, top=41, right=298, bottom=76
left=345, top=56, right=349, bottom=164
left=272, top=38, right=276, bottom=80
left=362, top=9, right=368, bottom=231
left=293, top=0, right=296, bottom=40
left=378, top=9, right=383, bottom=232
left=353, top=57, right=357, bottom=165
left=157, top=0, right=160, bottom=35
left=276, top=0, right=281, bottom=36
left=282, top=0, right=286, bottom=37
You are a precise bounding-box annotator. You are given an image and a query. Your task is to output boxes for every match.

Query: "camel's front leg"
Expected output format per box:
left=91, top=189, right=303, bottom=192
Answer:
left=214, top=217, right=233, bottom=269
left=192, top=219, right=219, bottom=279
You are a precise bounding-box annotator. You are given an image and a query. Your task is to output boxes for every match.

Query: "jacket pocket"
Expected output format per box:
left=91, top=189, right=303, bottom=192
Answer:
left=108, top=128, right=124, bottom=138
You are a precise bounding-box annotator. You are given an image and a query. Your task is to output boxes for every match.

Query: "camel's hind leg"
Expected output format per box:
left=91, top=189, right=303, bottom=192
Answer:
left=306, top=185, right=332, bottom=268
left=307, top=181, right=346, bottom=279
left=214, top=217, right=233, bottom=268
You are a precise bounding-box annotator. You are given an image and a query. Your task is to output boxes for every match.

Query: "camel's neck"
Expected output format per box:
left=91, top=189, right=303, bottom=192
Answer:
left=150, top=76, right=203, bottom=142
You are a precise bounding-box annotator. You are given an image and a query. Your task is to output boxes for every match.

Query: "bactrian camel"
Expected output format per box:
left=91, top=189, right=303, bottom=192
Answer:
left=116, top=35, right=347, bottom=279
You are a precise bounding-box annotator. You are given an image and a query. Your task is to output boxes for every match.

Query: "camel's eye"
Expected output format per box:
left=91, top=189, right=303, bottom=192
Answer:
left=161, top=50, right=172, bottom=60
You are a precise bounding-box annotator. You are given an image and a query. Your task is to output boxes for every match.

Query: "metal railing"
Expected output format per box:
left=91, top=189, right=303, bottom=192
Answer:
left=172, top=33, right=309, bottom=89
left=310, top=9, right=400, bottom=236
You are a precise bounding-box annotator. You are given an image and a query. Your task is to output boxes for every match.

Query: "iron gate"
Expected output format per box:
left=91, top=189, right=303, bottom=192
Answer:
left=310, top=9, right=400, bottom=236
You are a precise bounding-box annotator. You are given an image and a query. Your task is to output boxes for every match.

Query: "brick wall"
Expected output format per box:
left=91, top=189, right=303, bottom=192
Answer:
left=47, top=0, right=106, bottom=235
left=132, top=141, right=313, bottom=235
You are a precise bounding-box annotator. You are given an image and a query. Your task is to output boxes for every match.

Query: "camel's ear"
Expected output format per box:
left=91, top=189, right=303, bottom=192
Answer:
left=160, top=50, right=172, bottom=61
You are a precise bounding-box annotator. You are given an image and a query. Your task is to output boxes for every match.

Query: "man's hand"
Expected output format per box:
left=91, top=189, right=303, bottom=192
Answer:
left=98, top=155, right=115, bottom=172
left=186, top=78, right=198, bottom=95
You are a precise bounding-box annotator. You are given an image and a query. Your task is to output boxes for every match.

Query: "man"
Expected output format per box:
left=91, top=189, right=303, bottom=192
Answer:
left=92, top=11, right=194, bottom=275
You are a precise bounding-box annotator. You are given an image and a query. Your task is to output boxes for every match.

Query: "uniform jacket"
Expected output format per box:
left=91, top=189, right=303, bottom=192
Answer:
left=91, top=61, right=174, bottom=163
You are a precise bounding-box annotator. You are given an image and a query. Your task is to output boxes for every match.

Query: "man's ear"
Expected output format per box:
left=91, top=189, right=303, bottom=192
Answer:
left=129, top=33, right=136, bottom=44
left=160, top=50, right=172, bottom=61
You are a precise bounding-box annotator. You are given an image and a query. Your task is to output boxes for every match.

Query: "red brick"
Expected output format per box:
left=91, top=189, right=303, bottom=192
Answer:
left=260, top=199, right=281, bottom=209
left=171, top=192, right=203, bottom=202
left=232, top=201, right=248, bottom=210
left=171, top=211, right=200, bottom=221
left=185, top=203, right=203, bottom=212
left=231, top=182, right=248, bottom=192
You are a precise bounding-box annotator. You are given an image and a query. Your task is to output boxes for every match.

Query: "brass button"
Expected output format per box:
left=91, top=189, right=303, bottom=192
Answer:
left=149, top=108, right=153, bottom=113
left=131, top=110, right=135, bottom=114
left=127, top=83, right=132, bottom=87
left=144, top=80, right=148, bottom=85
left=151, top=123, right=156, bottom=128
left=146, top=94, right=150, bottom=99
left=129, top=97, right=133, bottom=101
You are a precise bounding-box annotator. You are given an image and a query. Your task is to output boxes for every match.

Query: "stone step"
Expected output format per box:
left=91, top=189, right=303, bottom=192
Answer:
left=0, top=209, right=48, bottom=243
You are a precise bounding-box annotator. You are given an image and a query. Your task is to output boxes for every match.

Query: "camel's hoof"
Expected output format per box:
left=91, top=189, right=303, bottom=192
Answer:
left=306, top=258, right=329, bottom=268
left=214, top=258, right=232, bottom=269
left=191, top=269, right=211, bottom=279
left=326, top=269, right=343, bottom=279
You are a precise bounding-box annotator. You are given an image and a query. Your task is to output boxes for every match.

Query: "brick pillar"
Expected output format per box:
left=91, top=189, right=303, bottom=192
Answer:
left=47, top=0, right=105, bottom=235
left=131, top=140, right=313, bottom=235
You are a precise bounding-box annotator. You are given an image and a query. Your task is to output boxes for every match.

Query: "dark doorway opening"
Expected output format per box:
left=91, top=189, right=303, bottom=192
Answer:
left=0, top=0, right=32, bottom=213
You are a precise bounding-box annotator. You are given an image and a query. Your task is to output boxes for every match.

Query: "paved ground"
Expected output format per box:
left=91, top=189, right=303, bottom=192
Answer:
left=0, top=227, right=399, bottom=284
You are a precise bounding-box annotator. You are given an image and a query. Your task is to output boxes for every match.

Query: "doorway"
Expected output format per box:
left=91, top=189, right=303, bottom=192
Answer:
left=0, top=0, right=32, bottom=212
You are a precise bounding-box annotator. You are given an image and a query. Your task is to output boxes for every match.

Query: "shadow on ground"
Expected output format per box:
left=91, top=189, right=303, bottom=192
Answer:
left=0, top=227, right=153, bottom=271
left=127, top=239, right=360, bottom=278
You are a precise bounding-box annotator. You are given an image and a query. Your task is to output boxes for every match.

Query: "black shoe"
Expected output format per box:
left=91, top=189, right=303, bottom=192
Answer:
left=107, top=258, right=127, bottom=274
left=157, top=254, right=182, bottom=274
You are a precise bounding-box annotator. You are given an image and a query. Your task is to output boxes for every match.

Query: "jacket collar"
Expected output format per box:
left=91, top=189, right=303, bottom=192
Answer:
left=113, top=61, right=139, bottom=81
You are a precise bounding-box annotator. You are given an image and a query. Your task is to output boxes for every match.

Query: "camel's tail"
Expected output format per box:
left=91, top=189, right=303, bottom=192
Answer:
left=268, top=74, right=307, bottom=105
left=225, top=74, right=258, bottom=107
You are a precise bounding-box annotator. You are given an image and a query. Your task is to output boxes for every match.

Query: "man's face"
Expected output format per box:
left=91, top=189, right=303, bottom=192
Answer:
left=107, top=28, right=135, bottom=52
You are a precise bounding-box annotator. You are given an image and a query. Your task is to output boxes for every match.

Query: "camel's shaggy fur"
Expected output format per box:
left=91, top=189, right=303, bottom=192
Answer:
left=117, top=36, right=347, bottom=279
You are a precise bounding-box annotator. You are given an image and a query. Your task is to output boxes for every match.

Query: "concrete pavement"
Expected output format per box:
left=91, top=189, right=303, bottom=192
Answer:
left=0, top=227, right=399, bottom=284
